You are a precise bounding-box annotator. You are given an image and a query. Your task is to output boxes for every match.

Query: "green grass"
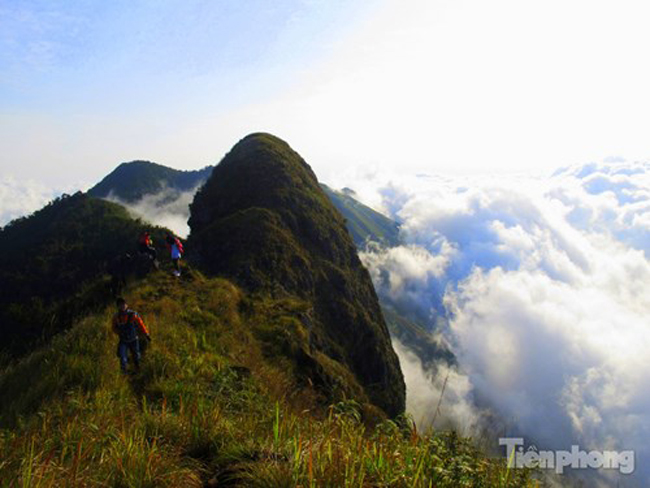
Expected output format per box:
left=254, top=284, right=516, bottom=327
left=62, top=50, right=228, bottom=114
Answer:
left=0, top=268, right=537, bottom=487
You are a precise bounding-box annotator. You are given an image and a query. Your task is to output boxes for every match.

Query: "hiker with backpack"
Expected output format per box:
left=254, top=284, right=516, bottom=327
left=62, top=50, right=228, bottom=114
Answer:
left=138, top=231, right=158, bottom=265
left=166, top=233, right=184, bottom=277
left=112, top=297, right=151, bottom=374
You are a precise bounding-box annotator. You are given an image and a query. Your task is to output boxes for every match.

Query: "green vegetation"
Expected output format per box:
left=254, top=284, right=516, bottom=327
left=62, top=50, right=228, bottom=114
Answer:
left=188, top=133, right=405, bottom=417
left=88, top=160, right=213, bottom=203
left=89, top=160, right=401, bottom=251
left=321, top=184, right=400, bottom=248
left=0, top=269, right=535, bottom=487
left=87, top=157, right=455, bottom=385
left=0, top=192, right=170, bottom=357
left=0, top=134, right=543, bottom=486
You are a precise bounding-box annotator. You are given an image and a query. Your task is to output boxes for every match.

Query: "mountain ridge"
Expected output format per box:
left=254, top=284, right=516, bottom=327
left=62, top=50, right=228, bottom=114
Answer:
left=88, top=159, right=400, bottom=247
left=88, top=160, right=213, bottom=203
left=188, top=132, right=406, bottom=417
left=0, top=266, right=530, bottom=486
left=0, top=133, right=533, bottom=486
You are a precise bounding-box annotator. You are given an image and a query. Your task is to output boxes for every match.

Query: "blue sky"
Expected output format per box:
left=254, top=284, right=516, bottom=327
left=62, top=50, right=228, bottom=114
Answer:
left=0, top=0, right=379, bottom=185
left=1, top=1, right=366, bottom=112
left=3, top=0, right=650, bottom=189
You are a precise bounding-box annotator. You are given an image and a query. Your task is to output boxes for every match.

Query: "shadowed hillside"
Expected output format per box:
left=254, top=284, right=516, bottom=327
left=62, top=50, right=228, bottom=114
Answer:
left=0, top=192, right=169, bottom=356
left=86, top=159, right=456, bottom=370
left=86, top=160, right=460, bottom=379
left=188, top=133, right=405, bottom=417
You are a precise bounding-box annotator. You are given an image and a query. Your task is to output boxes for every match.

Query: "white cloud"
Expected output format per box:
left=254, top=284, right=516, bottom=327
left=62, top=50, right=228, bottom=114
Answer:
left=104, top=185, right=200, bottom=238
left=392, top=338, right=481, bottom=435
left=361, top=242, right=456, bottom=324
left=354, top=160, right=650, bottom=484
left=0, top=176, right=66, bottom=227
left=0, top=175, right=198, bottom=238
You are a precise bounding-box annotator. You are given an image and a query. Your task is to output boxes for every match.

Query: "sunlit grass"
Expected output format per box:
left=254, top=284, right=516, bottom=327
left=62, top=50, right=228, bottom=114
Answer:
left=0, top=269, right=536, bottom=487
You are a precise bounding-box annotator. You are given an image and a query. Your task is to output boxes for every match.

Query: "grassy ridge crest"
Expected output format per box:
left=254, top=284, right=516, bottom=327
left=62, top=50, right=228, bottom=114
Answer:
left=0, top=269, right=534, bottom=486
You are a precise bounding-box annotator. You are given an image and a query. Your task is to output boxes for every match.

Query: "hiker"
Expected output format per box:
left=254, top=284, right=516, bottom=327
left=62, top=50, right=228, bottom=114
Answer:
left=166, top=233, right=184, bottom=277
left=112, top=297, right=151, bottom=374
left=138, top=231, right=158, bottom=264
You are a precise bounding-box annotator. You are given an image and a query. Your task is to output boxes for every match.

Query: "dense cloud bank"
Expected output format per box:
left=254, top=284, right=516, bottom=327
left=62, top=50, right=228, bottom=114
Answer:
left=392, top=338, right=480, bottom=434
left=356, top=160, right=650, bottom=485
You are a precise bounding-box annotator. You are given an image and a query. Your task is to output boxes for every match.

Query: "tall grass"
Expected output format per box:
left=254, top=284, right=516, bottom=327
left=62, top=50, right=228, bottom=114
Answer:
left=0, top=269, right=537, bottom=487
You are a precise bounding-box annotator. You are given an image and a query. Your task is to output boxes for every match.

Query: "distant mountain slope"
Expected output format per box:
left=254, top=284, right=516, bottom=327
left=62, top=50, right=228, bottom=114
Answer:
left=382, top=306, right=455, bottom=369
left=321, top=184, right=400, bottom=247
left=0, top=192, right=169, bottom=355
left=88, top=160, right=212, bottom=202
left=188, top=132, right=405, bottom=417
left=89, top=161, right=400, bottom=247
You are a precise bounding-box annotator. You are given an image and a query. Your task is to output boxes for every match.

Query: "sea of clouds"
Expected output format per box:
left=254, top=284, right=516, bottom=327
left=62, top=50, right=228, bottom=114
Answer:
left=4, top=159, right=649, bottom=484
left=349, top=159, right=650, bottom=486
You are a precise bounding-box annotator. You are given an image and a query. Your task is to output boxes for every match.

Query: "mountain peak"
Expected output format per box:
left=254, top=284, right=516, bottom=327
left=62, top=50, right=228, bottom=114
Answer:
left=232, top=131, right=299, bottom=150
left=189, top=132, right=334, bottom=255
left=188, top=133, right=405, bottom=417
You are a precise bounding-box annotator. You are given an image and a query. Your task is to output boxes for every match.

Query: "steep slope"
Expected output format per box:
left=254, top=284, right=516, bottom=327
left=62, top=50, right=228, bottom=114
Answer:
left=0, top=192, right=169, bottom=356
left=88, top=160, right=212, bottom=202
left=0, top=270, right=534, bottom=486
left=188, top=133, right=405, bottom=417
left=321, top=184, right=400, bottom=247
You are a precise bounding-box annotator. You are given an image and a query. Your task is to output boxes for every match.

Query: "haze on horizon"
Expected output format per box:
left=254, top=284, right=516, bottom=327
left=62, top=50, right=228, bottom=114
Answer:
left=3, top=0, right=650, bottom=192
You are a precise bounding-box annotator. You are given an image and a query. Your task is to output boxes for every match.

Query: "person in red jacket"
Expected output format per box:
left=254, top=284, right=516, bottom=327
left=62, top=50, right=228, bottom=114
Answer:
left=112, top=297, right=151, bottom=374
left=138, top=231, right=158, bottom=264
